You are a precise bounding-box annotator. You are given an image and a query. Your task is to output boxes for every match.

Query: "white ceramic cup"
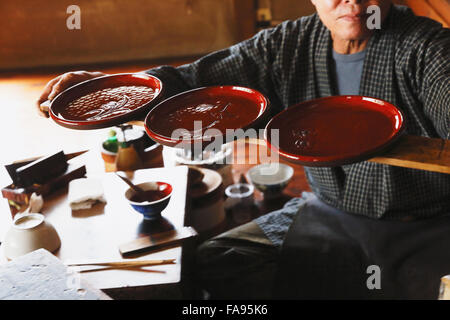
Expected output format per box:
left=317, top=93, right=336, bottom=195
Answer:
left=248, top=163, right=294, bottom=199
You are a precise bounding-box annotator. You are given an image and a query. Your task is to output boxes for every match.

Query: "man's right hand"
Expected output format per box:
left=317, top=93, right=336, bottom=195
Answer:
left=36, top=70, right=107, bottom=117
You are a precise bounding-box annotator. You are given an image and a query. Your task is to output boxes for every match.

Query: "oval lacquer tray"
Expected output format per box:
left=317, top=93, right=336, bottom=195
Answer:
left=265, top=96, right=405, bottom=167
left=145, top=86, right=270, bottom=147
left=50, top=73, right=163, bottom=130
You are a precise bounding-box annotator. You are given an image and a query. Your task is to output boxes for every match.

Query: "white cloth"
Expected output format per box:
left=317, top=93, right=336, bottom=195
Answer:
left=68, top=178, right=106, bottom=210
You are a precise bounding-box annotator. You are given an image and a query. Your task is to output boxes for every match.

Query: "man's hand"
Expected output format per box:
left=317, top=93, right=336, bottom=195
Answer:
left=36, top=70, right=107, bottom=117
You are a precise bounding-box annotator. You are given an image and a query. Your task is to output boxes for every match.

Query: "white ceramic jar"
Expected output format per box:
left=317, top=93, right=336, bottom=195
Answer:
left=3, top=213, right=61, bottom=260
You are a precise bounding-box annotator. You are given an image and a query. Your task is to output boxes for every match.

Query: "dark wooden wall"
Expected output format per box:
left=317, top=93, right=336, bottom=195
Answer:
left=0, top=0, right=317, bottom=72
left=394, top=0, right=450, bottom=27
left=2, top=1, right=446, bottom=72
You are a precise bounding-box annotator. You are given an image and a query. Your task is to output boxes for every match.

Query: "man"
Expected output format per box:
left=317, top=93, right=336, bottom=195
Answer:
left=37, top=0, right=449, bottom=299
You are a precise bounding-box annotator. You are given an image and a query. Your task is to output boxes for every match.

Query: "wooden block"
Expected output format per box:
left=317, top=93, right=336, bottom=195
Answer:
left=5, top=161, right=34, bottom=186
left=15, top=151, right=68, bottom=187
left=0, top=249, right=110, bottom=300
left=2, top=164, right=86, bottom=217
left=119, top=227, right=198, bottom=257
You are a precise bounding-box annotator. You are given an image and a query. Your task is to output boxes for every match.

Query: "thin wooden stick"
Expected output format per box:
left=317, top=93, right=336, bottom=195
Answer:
left=79, top=266, right=167, bottom=274
left=66, top=258, right=176, bottom=268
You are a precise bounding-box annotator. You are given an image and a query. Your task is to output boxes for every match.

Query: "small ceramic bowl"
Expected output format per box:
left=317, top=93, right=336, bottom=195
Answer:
left=125, top=182, right=173, bottom=220
left=3, top=213, right=61, bottom=260
left=247, top=163, right=294, bottom=199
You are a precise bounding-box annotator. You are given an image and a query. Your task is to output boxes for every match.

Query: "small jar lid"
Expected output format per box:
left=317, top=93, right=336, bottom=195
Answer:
left=225, top=183, right=254, bottom=199
left=224, top=183, right=255, bottom=210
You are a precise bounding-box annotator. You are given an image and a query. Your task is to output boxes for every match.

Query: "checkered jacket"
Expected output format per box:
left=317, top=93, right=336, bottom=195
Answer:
left=146, top=5, right=450, bottom=219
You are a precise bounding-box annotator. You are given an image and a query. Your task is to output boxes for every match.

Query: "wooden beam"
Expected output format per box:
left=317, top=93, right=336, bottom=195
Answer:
left=129, top=119, right=450, bottom=174
left=369, top=135, right=450, bottom=174
left=245, top=135, right=450, bottom=174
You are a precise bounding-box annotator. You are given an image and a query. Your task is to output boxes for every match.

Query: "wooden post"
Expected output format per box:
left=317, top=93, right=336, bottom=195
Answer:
left=233, top=0, right=257, bottom=41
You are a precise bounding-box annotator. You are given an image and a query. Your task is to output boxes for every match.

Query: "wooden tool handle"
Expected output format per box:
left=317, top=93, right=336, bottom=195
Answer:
left=119, top=226, right=198, bottom=257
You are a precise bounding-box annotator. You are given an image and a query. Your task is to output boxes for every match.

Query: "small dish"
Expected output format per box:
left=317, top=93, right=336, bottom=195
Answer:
left=247, top=163, right=294, bottom=199
left=3, top=213, right=61, bottom=260
left=124, top=182, right=173, bottom=220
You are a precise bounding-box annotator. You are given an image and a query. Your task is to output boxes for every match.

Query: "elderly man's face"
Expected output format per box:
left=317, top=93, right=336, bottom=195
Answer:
left=311, top=0, right=392, bottom=41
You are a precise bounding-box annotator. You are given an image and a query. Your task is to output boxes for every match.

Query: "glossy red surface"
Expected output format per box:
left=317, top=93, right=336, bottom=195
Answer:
left=145, top=86, right=269, bottom=147
left=130, top=182, right=172, bottom=203
left=265, top=96, right=405, bottom=167
left=50, top=73, right=163, bottom=130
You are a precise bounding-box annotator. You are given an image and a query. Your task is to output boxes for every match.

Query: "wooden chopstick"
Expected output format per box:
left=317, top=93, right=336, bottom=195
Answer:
left=66, top=258, right=176, bottom=268
left=79, top=266, right=168, bottom=274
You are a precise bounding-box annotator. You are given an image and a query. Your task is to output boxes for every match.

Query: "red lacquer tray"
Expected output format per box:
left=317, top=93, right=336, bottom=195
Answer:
left=50, top=73, right=163, bottom=130
left=144, top=86, right=269, bottom=147
left=265, top=96, right=405, bottom=167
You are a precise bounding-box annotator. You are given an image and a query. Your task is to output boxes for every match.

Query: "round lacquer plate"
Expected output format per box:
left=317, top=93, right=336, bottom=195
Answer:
left=144, top=86, right=269, bottom=147
left=265, top=96, right=405, bottom=167
left=50, top=73, right=163, bottom=130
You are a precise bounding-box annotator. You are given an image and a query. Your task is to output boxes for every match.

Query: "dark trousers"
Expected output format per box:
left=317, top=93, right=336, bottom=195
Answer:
left=196, top=221, right=279, bottom=299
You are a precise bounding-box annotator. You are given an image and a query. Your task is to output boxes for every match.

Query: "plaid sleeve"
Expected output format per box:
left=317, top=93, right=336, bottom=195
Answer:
left=421, top=27, right=450, bottom=139
left=143, top=23, right=292, bottom=111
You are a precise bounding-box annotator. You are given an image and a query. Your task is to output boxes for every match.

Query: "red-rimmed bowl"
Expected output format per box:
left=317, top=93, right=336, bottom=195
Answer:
left=50, top=73, right=163, bottom=130
left=144, top=86, right=270, bottom=148
left=264, top=95, right=405, bottom=167
left=124, top=181, right=173, bottom=220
